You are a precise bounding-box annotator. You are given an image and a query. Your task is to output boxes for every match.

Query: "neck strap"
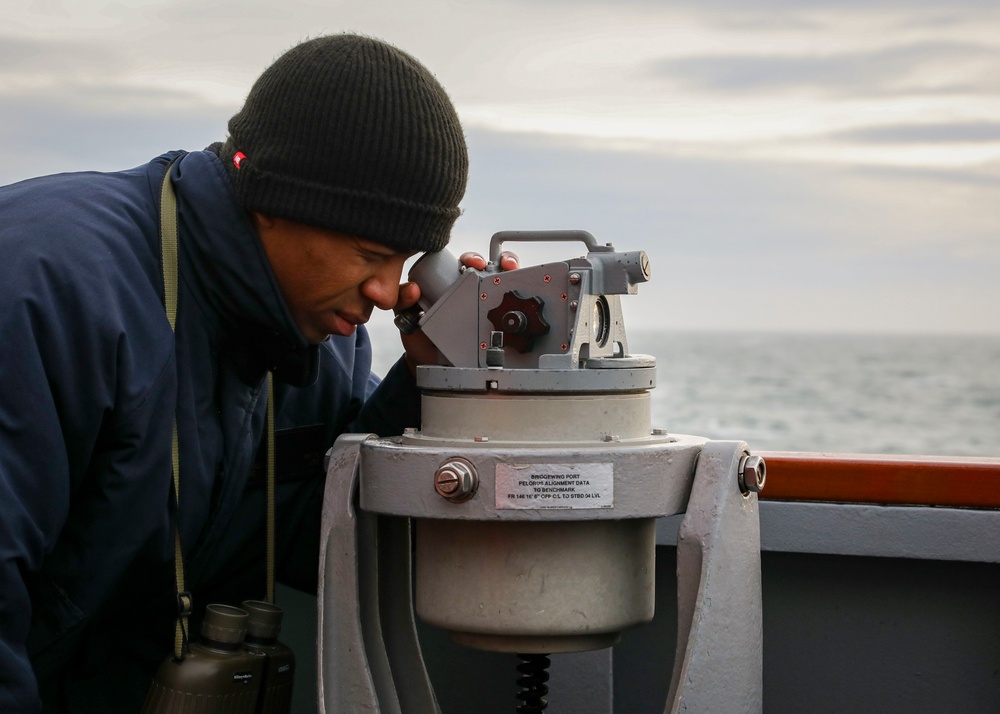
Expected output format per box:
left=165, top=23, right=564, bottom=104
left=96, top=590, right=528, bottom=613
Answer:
left=159, top=163, right=277, bottom=660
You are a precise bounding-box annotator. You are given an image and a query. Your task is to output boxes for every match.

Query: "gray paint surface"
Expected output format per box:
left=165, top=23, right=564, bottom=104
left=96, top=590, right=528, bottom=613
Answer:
left=659, top=502, right=1000, bottom=562
left=285, top=500, right=1000, bottom=712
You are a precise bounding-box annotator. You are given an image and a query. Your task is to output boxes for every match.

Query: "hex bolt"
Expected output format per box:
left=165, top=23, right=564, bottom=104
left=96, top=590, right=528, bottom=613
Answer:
left=738, top=453, right=766, bottom=495
left=434, top=458, right=479, bottom=503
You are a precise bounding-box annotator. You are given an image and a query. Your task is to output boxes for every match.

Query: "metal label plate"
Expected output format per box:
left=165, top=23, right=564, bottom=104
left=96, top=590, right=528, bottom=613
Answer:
left=495, top=462, right=614, bottom=510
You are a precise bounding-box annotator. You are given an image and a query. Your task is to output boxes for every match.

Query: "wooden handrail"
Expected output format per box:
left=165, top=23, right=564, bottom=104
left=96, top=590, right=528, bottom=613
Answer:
left=755, top=451, right=1000, bottom=508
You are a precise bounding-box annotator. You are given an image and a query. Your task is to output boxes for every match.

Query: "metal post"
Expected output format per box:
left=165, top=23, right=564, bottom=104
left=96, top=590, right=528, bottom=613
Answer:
left=666, top=441, right=764, bottom=714
left=317, top=435, right=439, bottom=714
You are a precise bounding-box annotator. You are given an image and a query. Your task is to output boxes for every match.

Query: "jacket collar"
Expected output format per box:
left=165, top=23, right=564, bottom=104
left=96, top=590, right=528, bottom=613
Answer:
left=169, top=150, right=319, bottom=387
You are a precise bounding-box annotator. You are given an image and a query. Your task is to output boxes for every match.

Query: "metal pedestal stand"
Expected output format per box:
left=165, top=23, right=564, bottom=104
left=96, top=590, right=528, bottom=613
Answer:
left=317, top=388, right=764, bottom=713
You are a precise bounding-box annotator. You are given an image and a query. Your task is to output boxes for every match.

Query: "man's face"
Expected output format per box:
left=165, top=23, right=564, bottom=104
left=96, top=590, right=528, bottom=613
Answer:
left=254, top=213, right=415, bottom=344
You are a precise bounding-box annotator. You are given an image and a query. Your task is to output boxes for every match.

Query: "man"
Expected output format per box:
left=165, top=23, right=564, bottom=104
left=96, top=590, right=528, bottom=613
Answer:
left=0, top=34, right=512, bottom=712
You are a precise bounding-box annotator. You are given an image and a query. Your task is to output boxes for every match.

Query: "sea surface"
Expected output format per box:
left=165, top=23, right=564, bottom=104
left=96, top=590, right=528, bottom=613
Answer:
left=368, top=323, right=1000, bottom=458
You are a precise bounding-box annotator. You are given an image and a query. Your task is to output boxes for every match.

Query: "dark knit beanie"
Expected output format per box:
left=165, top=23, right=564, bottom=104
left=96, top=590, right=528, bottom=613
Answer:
left=218, top=34, right=467, bottom=253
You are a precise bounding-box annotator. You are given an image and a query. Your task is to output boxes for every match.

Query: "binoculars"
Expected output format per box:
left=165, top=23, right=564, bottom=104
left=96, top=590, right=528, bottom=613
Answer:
left=141, top=601, right=294, bottom=714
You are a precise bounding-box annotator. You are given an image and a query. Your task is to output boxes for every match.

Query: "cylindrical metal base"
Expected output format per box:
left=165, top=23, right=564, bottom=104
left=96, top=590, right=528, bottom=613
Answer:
left=405, top=378, right=660, bottom=654
left=420, top=390, right=651, bottom=443
left=416, top=518, right=655, bottom=654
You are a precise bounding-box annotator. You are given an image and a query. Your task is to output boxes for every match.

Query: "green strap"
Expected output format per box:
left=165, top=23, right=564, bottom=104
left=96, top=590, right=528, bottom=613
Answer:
left=159, top=166, right=190, bottom=660
left=266, top=374, right=276, bottom=604
left=158, top=164, right=277, bottom=660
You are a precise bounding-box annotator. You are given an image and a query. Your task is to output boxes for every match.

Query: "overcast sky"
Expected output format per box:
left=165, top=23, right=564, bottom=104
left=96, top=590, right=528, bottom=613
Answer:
left=3, top=0, right=999, bottom=335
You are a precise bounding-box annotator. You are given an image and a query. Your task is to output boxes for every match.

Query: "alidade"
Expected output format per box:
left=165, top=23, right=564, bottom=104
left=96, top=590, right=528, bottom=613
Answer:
left=396, top=230, right=651, bottom=373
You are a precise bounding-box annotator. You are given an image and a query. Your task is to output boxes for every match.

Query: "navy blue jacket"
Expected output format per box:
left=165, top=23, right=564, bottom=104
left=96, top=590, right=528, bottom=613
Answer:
left=0, top=150, right=420, bottom=712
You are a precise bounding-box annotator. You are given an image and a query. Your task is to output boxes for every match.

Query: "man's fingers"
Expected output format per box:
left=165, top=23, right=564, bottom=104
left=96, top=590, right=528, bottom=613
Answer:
left=458, top=251, right=519, bottom=271
left=458, top=251, right=487, bottom=270
left=498, top=251, right=519, bottom=271
left=395, top=281, right=421, bottom=312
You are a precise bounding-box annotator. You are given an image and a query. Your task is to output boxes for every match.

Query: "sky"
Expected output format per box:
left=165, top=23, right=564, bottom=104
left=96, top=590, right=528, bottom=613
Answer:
left=2, top=0, right=999, bottom=336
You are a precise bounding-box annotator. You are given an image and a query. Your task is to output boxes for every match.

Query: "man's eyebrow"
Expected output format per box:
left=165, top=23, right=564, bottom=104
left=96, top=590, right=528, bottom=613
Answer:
left=354, top=239, right=396, bottom=257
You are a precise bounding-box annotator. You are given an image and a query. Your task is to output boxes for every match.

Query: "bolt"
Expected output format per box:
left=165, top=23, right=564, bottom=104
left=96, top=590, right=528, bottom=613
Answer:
left=502, top=311, right=528, bottom=333
left=434, top=459, right=479, bottom=503
left=569, top=273, right=581, bottom=284
left=651, top=427, right=669, bottom=436
left=570, top=300, right=579, bottom=311
left=738, top=454, right=766, bottom=495
left=601, top=434, right=621, bottom=442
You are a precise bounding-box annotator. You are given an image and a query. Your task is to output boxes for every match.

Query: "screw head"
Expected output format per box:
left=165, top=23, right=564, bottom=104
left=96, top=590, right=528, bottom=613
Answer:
left=434, top=459, right=479, bottom=503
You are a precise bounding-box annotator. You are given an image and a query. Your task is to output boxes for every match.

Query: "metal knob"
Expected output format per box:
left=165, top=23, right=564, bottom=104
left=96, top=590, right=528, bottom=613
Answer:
left=434, top=458, right=479, bottom=503
left=393, top=307, right=423, bottom=335
left=738, top=454, right=766, bottom=495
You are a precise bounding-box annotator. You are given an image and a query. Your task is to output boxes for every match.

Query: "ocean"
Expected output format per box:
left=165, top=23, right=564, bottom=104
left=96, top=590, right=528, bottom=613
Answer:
left=368, top=323, right=1000, bottom=458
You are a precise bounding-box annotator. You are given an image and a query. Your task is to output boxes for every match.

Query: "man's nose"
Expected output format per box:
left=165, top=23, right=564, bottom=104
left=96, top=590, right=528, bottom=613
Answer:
left=362, top=262, right=405, bottom=311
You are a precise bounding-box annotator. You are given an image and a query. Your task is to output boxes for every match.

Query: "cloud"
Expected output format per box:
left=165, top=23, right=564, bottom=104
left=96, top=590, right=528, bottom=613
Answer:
left=509, top=0, right=999, bottom=7
left=0, top=34, right=128, bottom=80
left=459, top=127, right=999, bottom=250
left=646, top=41, right=998, bottom=96
left=831, top=122, right=1000, bottom=144
left=0, top=88, right=232, bottom=186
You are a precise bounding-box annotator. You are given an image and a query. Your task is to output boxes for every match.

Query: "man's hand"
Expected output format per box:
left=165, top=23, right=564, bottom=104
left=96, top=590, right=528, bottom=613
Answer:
left=398, top=251, right=519, bottom=375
